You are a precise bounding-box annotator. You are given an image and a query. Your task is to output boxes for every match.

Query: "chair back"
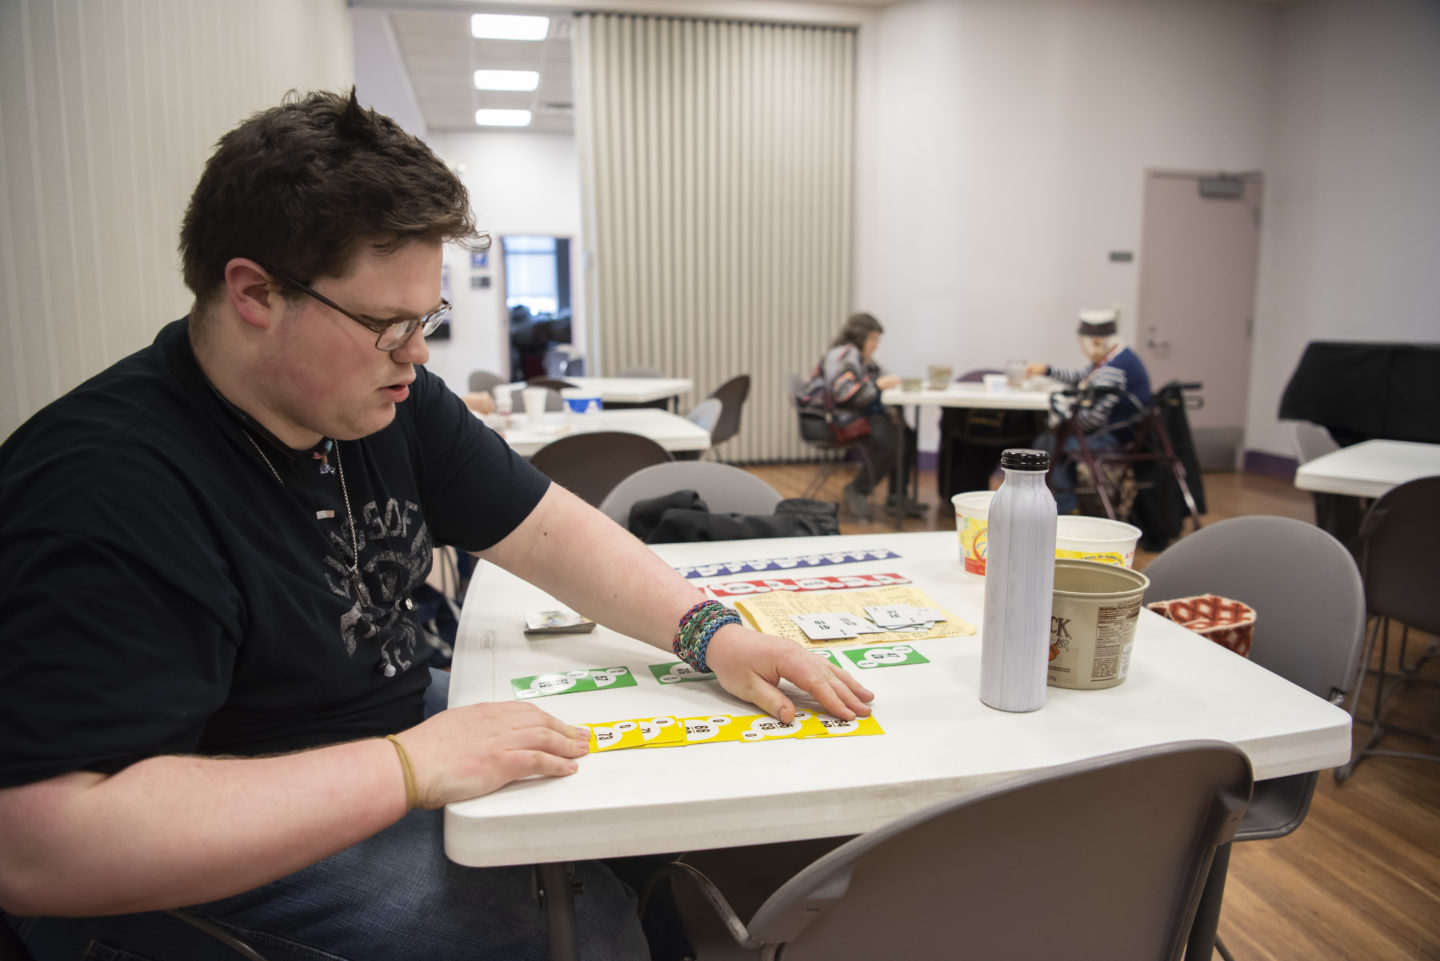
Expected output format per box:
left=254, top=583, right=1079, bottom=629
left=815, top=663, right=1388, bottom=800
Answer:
left=707, top=375, right=751, bottom=447
left=1142, top=515, right=1366, bottom=703
left=1359, top=475, right=1440, bottom=635
left=956, top=368, right=1001, bottom=383
left=741, top=742, right=1251, bottom=961
left=528, top=432, right=673, bottom=507
left=1291, top=421, right=1339, bottom=465
left=597, top=461, right=783, bottom=527
left=467, top=370, right=507, bottom=394
left=685, top=398, right=724, bottom=435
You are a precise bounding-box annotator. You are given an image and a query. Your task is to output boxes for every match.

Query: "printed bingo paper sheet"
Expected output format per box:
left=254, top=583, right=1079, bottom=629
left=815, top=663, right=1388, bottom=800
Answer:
left=510, top=667, right=638, bottom=699
left=583, top=710, right=885, bottom=752
left=735, top=585, right=976, bottom=646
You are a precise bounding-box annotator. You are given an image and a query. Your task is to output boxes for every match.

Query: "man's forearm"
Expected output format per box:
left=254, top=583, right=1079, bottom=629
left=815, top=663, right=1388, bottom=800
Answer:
left=480, top=484, right=704, bottom=652
left=0, top=737, right=406, bottom=917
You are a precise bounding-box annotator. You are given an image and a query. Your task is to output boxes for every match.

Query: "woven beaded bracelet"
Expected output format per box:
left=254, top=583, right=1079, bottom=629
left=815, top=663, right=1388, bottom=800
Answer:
left=673, top=599, right=740, bottom=673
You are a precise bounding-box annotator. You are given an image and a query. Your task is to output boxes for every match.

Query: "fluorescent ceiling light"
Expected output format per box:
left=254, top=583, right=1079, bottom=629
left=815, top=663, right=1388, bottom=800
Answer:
left=475, top=109, right=533, bottom=127
left=474, top=69, right=540, bottom=92
left=471, top=14, right=549, bottom=41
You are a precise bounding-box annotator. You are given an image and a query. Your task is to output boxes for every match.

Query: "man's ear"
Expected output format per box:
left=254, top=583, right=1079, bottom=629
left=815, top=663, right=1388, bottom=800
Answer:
left=224, top=258, right=284, bottom=330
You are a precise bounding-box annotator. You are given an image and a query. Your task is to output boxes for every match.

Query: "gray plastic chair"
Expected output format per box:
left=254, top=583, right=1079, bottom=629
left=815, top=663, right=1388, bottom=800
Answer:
left=1141, top=515, right=1365, bottom=961
left=787, top=372, right=874, bottom=501
left=528, top=431, right=673, bottom=508
left=1336, top=474, right=1440, bottom=779
left=597, top=461, right=783, bottom=527
left=467, top=369, right=507, bottom=395
left=652, top=741, right=1251, bottom=961
left=1290, top=421, right=1339, bottom=464
left=707, top=374, right=751, bottom=449
left=684, top=397, right=724, bottom=436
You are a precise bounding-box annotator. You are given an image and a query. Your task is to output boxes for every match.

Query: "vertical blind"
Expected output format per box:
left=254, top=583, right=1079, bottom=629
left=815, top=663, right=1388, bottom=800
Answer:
left=0, top=0, right=351, bottom=439
left=572, top=12, right=856, bottom=463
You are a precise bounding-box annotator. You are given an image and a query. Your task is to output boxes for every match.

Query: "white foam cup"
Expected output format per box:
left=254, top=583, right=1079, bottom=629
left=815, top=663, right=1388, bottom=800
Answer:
left=522, top=387, right=549, bottom=428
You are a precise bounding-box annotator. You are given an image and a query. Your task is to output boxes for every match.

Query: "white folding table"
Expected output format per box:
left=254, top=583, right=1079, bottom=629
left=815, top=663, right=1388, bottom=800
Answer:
left=479, top=408, right=712, bottom=458
left=445, top=531, right=1351, bottom=960
left=1293, top=439, right=1440, bottom=500
left=562, top=376, right=693, bottom=408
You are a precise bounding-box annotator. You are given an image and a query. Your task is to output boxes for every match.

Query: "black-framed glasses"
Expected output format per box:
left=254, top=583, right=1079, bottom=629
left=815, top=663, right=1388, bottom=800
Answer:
left=262, top=264, right=451, bottom=351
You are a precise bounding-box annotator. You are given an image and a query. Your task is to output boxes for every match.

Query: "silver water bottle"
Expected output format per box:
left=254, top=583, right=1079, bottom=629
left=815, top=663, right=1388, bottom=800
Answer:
left=979, top=448, right=1057, bottom=712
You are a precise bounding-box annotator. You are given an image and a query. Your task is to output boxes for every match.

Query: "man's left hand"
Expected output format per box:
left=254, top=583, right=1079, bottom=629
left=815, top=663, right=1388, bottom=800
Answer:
left=702, top=624, right=875, bottom=723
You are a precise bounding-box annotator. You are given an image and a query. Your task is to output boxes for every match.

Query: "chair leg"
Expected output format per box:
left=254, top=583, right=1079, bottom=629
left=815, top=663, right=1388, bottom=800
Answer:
left=1336, top=617, right=1440, bottom=782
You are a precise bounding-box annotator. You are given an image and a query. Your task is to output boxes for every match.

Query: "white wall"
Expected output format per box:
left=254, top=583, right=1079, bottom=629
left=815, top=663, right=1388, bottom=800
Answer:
left=0, top=0, right=354, bottom=439
left=859, top=0, right=1439, bottom=460
left=857, top=0, right=1282, bottom=455
left=352, top=7, right=429, bottom=139
left=1246, top=0, right=1440, bottom=456
left=422, top=131, right=583, bottom=396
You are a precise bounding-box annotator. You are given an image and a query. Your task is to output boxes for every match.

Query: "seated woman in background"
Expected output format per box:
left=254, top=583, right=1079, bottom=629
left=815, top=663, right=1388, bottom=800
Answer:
left=799, top=312, right=926, bottom=522
left=1026, top=308, right=1152, bottom=514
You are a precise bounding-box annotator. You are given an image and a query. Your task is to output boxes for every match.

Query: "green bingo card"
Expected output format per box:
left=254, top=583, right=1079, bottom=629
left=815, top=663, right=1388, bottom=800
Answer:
left=841, top=645, right=930, bottom=669
left=511, top=667, right=638, bottom=699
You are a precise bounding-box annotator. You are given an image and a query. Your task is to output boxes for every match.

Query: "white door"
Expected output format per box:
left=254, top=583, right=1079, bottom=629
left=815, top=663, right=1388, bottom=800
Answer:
left=1136, top=170, right=1262, bottom=470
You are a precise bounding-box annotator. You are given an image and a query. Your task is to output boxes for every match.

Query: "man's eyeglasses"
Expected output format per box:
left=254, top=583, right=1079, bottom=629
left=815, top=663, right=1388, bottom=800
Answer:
left=262, top=265, right=451, bottom=352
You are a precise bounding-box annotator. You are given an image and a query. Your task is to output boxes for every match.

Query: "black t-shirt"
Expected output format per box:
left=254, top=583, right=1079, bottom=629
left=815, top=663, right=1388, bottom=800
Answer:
left=0, top=319, right=549, bottom=787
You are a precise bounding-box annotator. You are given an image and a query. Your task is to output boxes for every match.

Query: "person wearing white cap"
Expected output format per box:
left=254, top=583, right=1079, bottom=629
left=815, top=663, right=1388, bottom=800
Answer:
left=1024, top=308, right=1153, bottom=513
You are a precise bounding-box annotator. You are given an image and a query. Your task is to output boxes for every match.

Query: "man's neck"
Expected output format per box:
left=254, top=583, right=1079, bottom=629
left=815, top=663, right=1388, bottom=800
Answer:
left=188, top=319, right=322, bottom=452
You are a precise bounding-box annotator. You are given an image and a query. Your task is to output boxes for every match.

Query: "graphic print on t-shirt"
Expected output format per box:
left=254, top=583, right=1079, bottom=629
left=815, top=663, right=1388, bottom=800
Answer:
left=326, top=495, right=432, bottom=676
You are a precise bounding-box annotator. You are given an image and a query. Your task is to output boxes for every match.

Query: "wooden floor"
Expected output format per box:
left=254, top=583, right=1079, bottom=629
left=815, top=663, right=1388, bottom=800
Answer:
left=742, top=460, right=1440, bottom=961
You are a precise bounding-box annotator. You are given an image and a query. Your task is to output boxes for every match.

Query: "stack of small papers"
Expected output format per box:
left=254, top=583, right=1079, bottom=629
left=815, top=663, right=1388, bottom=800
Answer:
left=791, top=605, right=945, bottom=641
left=732, top=585, right=975, bottom=646
left=523, top=609, right=597, bottom=635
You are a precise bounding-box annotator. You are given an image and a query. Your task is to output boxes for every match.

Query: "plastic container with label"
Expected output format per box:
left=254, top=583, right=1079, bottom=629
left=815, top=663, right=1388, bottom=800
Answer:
left=1055, top=516, right=1142, bottom=568
left=951, top=490, right=995, bottom=576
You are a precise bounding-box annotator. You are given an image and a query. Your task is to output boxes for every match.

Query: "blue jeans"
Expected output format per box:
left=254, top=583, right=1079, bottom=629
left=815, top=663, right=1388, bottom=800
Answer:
left=1036, top=430, right=1122, bottom=514
left=6, top=670, right=650, bottom=961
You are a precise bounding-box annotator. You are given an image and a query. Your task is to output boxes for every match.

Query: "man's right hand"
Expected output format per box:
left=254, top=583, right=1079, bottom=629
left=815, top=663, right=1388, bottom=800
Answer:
left=394, top=702, right=592, bottom=809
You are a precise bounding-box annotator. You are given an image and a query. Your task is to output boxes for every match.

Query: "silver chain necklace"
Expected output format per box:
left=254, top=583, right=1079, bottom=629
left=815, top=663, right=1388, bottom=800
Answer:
left=244, top=433, right=371, bottom=606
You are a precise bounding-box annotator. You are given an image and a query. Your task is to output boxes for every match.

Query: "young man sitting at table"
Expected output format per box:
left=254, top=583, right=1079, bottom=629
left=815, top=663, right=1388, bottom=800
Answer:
left=0, top=89, right=873, bottom=961
left=1025, top=308, right=1153, bottom=514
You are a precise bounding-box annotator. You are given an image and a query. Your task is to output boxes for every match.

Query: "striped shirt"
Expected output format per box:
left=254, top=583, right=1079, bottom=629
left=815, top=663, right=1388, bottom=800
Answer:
left=1049, top=346, right=1153, bottom=436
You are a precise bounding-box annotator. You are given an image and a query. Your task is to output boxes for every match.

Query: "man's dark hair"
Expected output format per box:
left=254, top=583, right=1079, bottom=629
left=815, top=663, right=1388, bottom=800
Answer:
left=179, top=88, right=479, bottom=318
left=833, top=312, right=884, bottom=350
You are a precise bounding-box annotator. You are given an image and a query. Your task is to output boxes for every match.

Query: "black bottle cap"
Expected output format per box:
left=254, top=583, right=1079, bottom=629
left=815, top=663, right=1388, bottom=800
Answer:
left=1000, top=448, right=1051, bottom=471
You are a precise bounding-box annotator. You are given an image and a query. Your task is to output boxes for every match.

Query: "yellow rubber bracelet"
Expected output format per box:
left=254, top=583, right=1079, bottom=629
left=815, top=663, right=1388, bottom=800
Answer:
left=385, top=734, right=419, bottom=811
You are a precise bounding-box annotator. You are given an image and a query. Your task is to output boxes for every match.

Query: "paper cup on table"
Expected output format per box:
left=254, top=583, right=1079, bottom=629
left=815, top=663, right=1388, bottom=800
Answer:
left=1005, top=360, right=1026, bottom=388
left=926, top=365, right=953, bottom=390
left=1055, top=516, right=1142, bottom=568
left=522, top=387, right=549, bottom=429
left=982, top=373, right=1008, bottom=393
left=900, top=376, right=924, bottom=392
left=1047, top=559, right=1149, bottom=690
left=951, top=490, right=994, bottom=576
